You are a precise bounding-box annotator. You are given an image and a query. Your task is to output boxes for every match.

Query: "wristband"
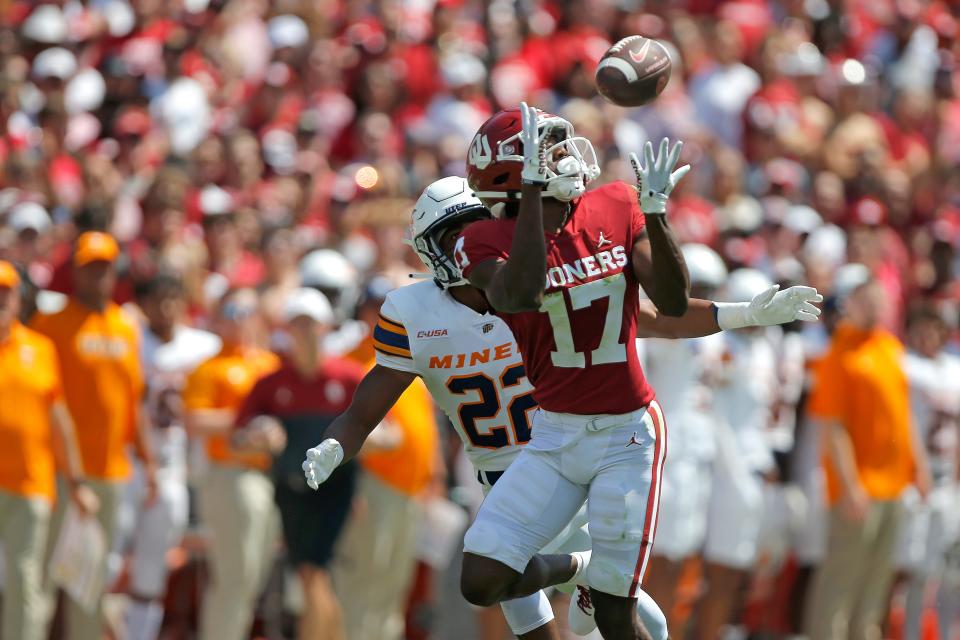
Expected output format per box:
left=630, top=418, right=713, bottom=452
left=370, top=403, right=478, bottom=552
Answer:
left=714, top=301, right=756, bottom=330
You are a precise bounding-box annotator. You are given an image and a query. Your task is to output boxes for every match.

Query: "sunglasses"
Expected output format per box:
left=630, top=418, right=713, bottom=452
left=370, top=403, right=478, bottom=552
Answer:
left=221, top=302, right=257, bottom=321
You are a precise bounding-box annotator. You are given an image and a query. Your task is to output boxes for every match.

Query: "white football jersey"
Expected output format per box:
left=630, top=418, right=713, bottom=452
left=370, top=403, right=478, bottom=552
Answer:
left=903, top=350, right=960, bottom=485
left=374, top=281, right=535, bottom=472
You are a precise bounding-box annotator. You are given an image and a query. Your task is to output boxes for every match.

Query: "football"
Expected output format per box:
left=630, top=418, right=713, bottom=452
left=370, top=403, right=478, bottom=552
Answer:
left=595, top=36, right=672, bottom=107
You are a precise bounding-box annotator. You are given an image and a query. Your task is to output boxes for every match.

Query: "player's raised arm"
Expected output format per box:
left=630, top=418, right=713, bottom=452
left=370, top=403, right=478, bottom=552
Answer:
left=302, top=364, right=415, bottom=489
left=636, top=286, right=823, bottom=338
left=628, top=138, right=691, bottom=316
left=459, top=102, right=548, bottom=313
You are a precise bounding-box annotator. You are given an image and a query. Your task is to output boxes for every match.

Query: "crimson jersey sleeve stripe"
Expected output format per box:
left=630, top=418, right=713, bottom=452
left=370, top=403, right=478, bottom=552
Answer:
left=629, top=399, right=667, bottom=597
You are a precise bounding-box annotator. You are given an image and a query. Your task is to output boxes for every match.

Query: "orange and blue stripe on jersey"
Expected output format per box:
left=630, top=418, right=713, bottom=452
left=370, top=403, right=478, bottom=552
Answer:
left=373, top=315, right=412, bottom=359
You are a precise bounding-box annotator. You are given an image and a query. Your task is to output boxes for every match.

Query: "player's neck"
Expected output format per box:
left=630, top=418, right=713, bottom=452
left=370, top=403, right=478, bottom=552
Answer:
left=542, top=199, right=571, bottom=234
left=448, top=285, right=490, bottom=315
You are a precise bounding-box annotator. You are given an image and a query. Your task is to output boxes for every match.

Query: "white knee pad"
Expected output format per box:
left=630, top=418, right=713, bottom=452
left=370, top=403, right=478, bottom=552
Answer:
left=499, top=591, right=554, bottom=635
left=636, top=589, right=668, bottom=640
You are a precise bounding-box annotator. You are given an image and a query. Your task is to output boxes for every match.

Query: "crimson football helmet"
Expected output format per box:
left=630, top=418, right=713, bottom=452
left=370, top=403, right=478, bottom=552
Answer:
left=466, top=107, right=600, bottom=203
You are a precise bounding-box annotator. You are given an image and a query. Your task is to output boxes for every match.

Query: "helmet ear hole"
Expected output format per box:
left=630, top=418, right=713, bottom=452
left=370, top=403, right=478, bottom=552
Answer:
left=493, top=173, right=510, bottom=185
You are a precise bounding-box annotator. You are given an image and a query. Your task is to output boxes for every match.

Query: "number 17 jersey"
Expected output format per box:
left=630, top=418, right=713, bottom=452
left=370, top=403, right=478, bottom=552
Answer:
left=455, top=181, right=656, bottom=415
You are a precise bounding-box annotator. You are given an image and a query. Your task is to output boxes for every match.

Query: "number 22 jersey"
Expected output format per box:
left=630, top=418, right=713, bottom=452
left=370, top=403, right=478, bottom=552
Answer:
left=374, top=280, right=537, bottom=472
left=455, top=181, right=656, bottom=415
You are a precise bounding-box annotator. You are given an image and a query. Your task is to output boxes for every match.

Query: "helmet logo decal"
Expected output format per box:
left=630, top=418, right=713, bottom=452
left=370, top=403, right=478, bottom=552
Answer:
left=468, top=134, right=492, bottom=169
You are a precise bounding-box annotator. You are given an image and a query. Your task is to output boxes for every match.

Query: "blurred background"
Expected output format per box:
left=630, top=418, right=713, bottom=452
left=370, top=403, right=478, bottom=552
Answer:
left=0, top=0, right=958, bottom=639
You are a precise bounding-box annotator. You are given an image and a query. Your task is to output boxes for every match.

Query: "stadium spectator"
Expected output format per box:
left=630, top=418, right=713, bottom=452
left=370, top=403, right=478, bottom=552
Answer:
left=182, top=287, right=280, bottom=640
left=32, top=232, right=156, bottom=640
left=804, top=264, right=932, bottom=640
left=233, top=287, right=363, bottom=640
left=0, top=260, right=96, bottom=640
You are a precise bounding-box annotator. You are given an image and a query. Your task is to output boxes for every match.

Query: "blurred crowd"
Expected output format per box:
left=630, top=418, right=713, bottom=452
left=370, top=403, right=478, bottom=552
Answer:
left=0, top=0, right=959, bottom=639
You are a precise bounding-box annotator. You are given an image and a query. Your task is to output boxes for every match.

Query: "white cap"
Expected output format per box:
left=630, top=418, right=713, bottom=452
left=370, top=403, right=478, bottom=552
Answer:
left=441, top=53, right=487, bottom=88
left=32, top=47, right=77, bottom=81
left=802, top=224, right=847, bottom=269
left=262, top=128, right=297, bottom=172
left=22, top=5, right=68, bottom=43
left=777, top=42, right=826, bottom=77
left=199, top=185, right=233, bottom=216
left=268, top=15, right=309, bottom=50
left=784, top=204, right=823, bottom=235
left=299, top=249, right=358, bottom=289
left=833, top=263, right=872, bottom=301
left=101, top=0, right=136, bottom=37
left=65, top=68, right=106, bottom=114
left=8, top=202, right=51, bottom=233
left=158, top=78, right=211, bottom=156
left=283, top=287, right=334, bottom=324
left=724, top=268, right=773, bottom=303
left=65, top=113, right=102, bottom=151
left=682, top=243, right=727, bottom=289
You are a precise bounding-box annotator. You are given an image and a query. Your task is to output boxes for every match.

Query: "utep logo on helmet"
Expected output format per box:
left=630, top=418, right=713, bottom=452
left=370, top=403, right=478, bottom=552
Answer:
left=444, top=201, right=473, bottom=215
left=469, top=134, right=492, bottom=169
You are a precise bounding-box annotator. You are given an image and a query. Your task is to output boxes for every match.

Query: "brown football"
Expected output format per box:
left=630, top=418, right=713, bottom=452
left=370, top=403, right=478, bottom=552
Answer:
left=595, top=36, right=672, bottom=107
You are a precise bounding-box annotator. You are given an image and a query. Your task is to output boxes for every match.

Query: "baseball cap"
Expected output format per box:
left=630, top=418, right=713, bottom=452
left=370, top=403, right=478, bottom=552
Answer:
left=22, top=5, right=68, bottom=44
left=833, top=263, right=873, bottom=301
left=0, top=261, right=20, bottom=289
left=32, top=47, right=78, bottom=81
left=74, top=232, right=119, bottom=266
left=8, top=202, right=51, bottom=234
left=268, top=15, right=309, bottom=50
left=199, top=185, right=234, bottom=217
left=282, top=288, right=334, bottom=324
left=849, top=197, right=887, bottom=226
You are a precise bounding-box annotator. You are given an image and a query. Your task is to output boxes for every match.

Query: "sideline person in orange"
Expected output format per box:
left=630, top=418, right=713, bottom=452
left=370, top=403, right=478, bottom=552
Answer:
left=0, top=261, right=97, bottom=640
left=182, top=287, right=281, bottom=640
left=32, top=233, right=157, bottom=640
left=804, top=264, right=932, bottom=640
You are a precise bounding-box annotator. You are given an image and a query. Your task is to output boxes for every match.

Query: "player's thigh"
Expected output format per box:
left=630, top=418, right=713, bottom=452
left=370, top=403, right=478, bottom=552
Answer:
left=464, top=450, right=586, bottom=574
left=586, top=403, right=667, bottom=598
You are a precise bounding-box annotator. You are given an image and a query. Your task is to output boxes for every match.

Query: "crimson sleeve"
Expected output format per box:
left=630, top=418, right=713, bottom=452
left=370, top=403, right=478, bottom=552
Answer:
left=453, top=221, right=509, bottom=279
left=234, top=376, right=272, bottom=430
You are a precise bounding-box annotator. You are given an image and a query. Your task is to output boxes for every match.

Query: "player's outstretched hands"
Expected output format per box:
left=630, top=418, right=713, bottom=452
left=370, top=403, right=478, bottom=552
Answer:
left=748, top=285, right=823, bottom=326
left=302, top=438, right=344, bottom=490
left=519, top=101, right=547, bottom=186
left=629, top=138, right=690, bottom=214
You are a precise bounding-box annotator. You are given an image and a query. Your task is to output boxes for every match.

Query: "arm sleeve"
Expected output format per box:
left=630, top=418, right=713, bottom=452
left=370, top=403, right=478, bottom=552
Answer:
left=453, top=222, right=509, bottom=279
left=235, top=378, right=271, bottom=429
left=807, top=353, right=849, bottom=423
left=373, top=297, right=419, bottom=374
left=625, top=182, right=647, bottom=243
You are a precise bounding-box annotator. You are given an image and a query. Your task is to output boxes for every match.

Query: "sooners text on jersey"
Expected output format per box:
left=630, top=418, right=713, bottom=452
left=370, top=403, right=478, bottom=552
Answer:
left=455, top=181, right=655, bottom=415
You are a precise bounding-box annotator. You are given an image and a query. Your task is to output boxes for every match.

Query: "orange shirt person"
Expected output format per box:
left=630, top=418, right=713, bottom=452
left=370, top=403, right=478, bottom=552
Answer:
left=32, top=232, right=156, bottom=640
left=0, top=261, right=95, bottom=640
left=182, top=288, right=280, bottom=640
left=804, top=264, right=930, bottom=640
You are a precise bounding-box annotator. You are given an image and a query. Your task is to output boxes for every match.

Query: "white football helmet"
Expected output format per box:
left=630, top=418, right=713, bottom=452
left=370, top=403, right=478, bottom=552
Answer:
left=406, top=176, right=491, bottom=288
left=682, top=243, right=728, bottom=290
left=299, top=249, right=359, bottom=321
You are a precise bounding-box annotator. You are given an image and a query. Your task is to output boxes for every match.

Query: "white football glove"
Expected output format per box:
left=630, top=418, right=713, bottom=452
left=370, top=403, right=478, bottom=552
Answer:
left=716, top=285, right=824, bottom=330
left=301, top=439, right=344, bottom=490
left=629, top=138, right=690, bottom=214
left=519, top=101, right=547, bottom=186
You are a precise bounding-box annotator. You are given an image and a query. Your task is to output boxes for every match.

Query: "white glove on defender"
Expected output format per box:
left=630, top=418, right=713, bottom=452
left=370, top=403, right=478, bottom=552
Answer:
left=716, top=285, right=823, bottom=330
left=629, top=138, right=690, bottom=214
left=519, top=101, right=547, bottom=186
left=302, top=439, right=344, bottom=490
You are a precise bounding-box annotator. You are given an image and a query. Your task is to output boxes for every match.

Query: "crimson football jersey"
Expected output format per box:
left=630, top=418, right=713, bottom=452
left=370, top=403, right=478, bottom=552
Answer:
left=455, top=181, right=656, bottom=414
